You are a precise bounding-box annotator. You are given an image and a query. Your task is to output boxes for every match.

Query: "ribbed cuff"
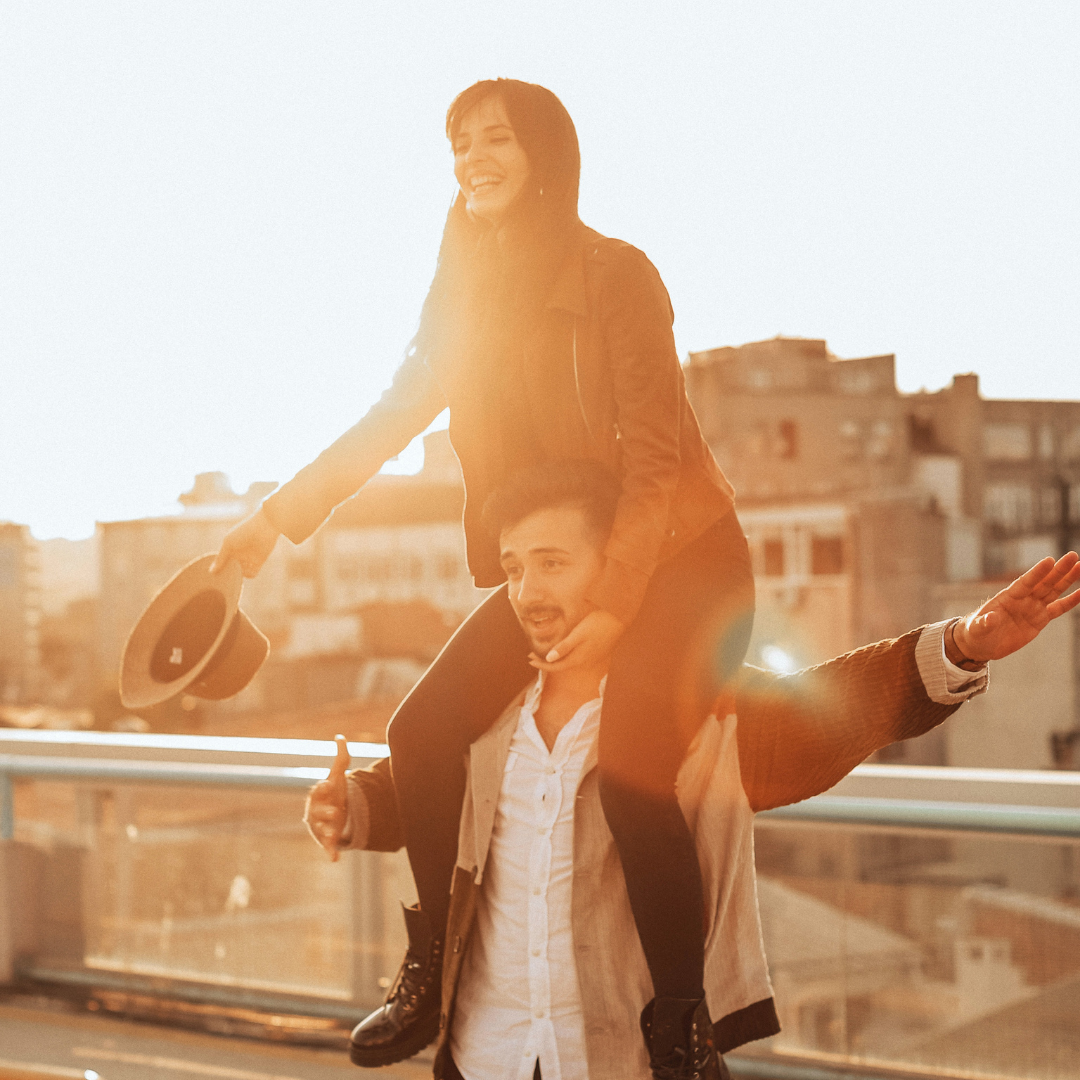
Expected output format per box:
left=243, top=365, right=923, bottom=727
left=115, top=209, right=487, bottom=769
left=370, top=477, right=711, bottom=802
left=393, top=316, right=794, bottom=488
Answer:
left=340, top=774, right=371, bottom=850
left=915, top=621, right=989, bottom=704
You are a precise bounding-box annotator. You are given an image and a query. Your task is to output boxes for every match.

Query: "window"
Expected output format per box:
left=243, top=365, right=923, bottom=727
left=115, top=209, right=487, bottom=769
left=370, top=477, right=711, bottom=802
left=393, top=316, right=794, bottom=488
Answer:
left=811, top=536, right=844, bottom=575
left=1039, top=424, right=1055, bottom=460
left=984, top=483, right=1034, bottom=532
left=778, top=420, right=798, bottom=460
left=436, top=553, right=460, bottom=580
left=838, top=420, right=861, bottom=460
left=365, top=556, right=393, bottom=583
left=1063, top=426, right=1080, bottom=463
left=983, top=423, right=1031, bottom=461
left=1041, top=487, right=1063, bottom=527
left=867, top=419, right=893, bottom=460
left=762, top=539, right=785, bottom=577
left=335, top=556, right=361, bottom=582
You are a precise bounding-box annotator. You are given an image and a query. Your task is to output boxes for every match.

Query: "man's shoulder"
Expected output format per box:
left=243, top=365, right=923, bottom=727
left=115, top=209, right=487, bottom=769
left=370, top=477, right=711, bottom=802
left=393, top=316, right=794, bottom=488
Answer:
left=471, top=683, right=533, bottom=752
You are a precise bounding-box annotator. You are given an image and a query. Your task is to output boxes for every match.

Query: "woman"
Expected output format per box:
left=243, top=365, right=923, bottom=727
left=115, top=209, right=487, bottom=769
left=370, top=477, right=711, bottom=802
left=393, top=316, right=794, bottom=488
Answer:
left=215, top=79, right=754, bottom=1078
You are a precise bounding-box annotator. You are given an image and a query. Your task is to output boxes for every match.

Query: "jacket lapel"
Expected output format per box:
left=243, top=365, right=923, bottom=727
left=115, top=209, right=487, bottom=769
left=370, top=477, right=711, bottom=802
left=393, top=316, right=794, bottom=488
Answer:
left=469, top=692, right=526, bottom=882
left=544, top=227, right=596, bottom=317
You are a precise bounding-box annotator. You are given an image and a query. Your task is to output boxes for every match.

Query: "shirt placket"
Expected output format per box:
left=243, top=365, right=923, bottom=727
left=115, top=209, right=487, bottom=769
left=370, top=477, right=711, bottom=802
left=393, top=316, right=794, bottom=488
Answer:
left=524, top=740, right=566, bottom=1080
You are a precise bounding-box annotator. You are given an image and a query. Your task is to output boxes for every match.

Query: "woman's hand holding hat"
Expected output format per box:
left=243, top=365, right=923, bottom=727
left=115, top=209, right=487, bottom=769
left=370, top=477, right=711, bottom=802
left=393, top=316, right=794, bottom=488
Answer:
left=211, top=507, right=281, bottom=579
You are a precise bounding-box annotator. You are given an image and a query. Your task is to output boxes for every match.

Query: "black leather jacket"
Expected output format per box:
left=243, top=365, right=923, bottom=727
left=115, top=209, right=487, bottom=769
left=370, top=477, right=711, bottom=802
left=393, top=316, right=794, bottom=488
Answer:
left=263, top=225, right=734, bottom=625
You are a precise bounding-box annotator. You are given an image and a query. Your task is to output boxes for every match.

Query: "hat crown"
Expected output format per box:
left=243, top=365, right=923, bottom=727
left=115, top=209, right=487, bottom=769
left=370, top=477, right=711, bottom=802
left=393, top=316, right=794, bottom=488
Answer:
left=148, top=589, right=228, bottom=683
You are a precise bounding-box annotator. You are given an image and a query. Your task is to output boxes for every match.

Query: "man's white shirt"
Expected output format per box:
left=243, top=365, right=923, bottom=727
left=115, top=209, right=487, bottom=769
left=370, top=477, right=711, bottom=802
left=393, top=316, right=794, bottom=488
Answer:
left=451, top=673, right=605, bottom=1080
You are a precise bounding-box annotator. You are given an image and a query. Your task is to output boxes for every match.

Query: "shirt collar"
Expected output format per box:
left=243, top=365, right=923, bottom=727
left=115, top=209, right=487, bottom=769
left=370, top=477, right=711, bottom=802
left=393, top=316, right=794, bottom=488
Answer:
left=521, top=670, right=607, bottom=714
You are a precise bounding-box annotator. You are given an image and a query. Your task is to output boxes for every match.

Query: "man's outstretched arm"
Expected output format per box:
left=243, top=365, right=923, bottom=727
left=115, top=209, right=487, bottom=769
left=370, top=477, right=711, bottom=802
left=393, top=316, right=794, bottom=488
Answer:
left=736, top=552, right=1080, bottom=813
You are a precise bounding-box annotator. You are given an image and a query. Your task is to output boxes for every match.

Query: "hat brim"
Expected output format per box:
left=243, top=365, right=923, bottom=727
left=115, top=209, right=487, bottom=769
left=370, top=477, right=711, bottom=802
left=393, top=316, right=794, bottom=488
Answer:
left=120, top=554, right=243, bottom=711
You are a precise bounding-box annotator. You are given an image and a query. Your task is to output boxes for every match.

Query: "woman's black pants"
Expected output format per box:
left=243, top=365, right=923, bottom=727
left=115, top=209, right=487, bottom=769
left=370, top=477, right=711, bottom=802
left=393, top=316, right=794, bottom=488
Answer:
left=386, top=510, right=755, bottom=1001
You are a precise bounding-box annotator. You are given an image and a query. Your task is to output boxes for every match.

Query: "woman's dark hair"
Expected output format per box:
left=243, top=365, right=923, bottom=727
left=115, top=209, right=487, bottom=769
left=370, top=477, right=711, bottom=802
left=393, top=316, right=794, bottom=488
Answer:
left=481, top=460, right=621, bottom=545
left=410, top=80, right=583, bottom=377
left=446, top=79, right=581, bottom=224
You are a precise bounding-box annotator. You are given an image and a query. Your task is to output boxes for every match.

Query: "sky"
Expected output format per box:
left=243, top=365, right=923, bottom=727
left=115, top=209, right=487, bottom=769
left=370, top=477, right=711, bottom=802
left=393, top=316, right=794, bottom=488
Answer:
left=2, top=1, right=1078, bottom=539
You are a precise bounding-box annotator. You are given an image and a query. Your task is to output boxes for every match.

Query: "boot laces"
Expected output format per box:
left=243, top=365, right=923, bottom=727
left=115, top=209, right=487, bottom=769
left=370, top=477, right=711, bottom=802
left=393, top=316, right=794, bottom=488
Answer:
left=652, top=1047, right=707, bottom=1080
left=387, top=940, right=442, bottom=1011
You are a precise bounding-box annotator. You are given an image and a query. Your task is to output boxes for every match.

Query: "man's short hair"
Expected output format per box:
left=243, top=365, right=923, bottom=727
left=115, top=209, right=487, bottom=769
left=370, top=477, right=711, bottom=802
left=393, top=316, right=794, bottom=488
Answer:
left=482, top=460, right=621, bottom=544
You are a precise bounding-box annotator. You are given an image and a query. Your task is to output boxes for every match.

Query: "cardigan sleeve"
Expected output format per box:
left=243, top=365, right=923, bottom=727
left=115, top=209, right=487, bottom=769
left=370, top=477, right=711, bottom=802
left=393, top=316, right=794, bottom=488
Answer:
left=341, top=756, right=404, bottom=853
left=734, top=627, right=966, bottom=813
left=262, top=350, right=447, bottom=545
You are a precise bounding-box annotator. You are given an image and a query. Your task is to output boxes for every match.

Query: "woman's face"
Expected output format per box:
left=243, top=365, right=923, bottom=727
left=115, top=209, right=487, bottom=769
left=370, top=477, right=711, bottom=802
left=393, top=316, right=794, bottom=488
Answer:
left=452, top=95, right=531, bottom=224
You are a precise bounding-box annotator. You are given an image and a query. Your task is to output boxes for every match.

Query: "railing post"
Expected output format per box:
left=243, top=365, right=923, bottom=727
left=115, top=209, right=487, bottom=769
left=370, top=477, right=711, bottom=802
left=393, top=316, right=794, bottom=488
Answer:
left=0, top=773, right=13, bottom=842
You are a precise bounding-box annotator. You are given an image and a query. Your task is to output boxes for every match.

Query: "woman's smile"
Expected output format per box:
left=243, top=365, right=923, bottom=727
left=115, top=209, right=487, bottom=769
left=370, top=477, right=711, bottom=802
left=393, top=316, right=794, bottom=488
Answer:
left=453, top=95, right=531, bottom=223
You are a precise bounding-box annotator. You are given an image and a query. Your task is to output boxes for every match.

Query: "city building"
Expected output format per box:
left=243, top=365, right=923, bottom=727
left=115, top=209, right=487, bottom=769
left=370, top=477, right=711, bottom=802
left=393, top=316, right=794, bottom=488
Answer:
left=685, top=337, right=1080, bottom=765
left=0, top=522, right=42, bottom=706
left=93, top=431, right=478, bottom=730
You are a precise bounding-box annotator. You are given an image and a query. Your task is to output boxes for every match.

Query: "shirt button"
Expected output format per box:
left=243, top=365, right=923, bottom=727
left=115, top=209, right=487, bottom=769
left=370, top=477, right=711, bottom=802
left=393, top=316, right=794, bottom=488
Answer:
left=535, top=1009, right=545, bottom=1018
left=532, top=948, right=541, bottom=957
left=533, top=887, right=541, bottom=896
left=538, top=826, right=546, bottom=835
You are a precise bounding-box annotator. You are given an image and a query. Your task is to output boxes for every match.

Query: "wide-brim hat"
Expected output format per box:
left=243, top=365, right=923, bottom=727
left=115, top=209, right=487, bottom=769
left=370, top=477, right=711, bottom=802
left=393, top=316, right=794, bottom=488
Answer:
left=120, top=554, right=269, bottom=711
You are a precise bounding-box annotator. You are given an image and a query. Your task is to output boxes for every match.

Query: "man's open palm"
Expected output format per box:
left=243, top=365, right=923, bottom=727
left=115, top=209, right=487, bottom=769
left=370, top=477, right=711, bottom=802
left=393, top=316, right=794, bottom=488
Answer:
left=956, top=551, right=1080, bottom=663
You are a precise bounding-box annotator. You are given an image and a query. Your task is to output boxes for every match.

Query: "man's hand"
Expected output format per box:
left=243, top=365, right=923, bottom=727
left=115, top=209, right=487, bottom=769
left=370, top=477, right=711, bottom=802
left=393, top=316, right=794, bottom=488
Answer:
left=304, top=734, right=351, bottom=862
left=951, top=551, right=1080, bottom=664
left=210, top=508, right=280, bottom=579
left=529, top=609, right=625, bottom=673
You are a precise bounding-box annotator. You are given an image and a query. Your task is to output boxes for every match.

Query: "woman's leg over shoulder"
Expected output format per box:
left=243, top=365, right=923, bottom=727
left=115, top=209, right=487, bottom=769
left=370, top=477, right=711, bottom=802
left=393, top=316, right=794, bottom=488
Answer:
left=598, top=512, right=755, bottom=998
left=387, top=585, right=535, bottom=926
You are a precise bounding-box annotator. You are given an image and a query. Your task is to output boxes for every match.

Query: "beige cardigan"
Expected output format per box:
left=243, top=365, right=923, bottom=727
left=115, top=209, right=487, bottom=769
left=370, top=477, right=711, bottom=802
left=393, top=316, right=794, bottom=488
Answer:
left=344, top=621, right=983, bottom=1078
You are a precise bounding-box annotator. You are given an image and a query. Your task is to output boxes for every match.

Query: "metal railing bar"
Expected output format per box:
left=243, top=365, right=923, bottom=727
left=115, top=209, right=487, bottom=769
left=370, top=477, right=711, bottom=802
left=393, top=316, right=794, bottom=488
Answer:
left=759, top=794, right=1080, bottom=837
left=0, top=729, right=390, bottom=760
left=0, top=756, right=329, bottom=789
left=0, top=1060, right=99, bottom=1080
left=4, top=756, right=1080, bottom=837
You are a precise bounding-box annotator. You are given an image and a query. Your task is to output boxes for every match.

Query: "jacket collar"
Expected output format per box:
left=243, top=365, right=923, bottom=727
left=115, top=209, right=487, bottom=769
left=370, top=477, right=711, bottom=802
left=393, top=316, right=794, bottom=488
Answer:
left=544, top=225, right=600, bottom=317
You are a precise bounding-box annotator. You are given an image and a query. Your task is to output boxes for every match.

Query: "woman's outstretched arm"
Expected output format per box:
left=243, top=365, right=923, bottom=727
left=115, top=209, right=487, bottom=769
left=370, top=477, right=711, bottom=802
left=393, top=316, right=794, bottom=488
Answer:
left=213, top=351, right=446, bottom=578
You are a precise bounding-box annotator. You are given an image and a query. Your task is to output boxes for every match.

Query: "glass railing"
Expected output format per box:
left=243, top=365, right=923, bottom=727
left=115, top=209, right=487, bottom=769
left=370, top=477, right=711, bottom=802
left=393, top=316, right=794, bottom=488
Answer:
left=747, top=817, right=1080, bottom=1079
left=3, top=734, right=1080, bottom=1079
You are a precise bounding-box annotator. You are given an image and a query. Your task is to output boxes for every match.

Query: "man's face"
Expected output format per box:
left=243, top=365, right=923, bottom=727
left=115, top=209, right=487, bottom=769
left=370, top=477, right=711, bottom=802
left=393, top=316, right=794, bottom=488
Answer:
left=500, top=504, right=606, bottom=657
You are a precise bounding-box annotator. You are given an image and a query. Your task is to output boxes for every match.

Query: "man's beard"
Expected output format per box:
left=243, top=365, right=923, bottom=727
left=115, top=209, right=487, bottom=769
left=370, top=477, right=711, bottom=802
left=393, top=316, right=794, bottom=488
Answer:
left=518, top=604, right=565, bottom=653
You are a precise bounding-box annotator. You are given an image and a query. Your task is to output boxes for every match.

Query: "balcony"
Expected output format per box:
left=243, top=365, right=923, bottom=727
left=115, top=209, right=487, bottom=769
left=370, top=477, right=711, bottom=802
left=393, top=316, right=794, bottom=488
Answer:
left=2, top=730, right=1080, bottom=1080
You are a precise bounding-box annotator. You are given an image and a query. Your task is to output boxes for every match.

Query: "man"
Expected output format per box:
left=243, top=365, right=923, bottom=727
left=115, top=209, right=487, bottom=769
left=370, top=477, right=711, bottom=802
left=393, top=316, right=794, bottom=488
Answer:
left=305, top=462, right=1080, bottom=1080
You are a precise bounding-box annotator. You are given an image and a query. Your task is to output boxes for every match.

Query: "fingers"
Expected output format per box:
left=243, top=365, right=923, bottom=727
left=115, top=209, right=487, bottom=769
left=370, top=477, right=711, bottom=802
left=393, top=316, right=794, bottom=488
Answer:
left=1047, top=583, right=1080, bottom=620
left=543, top=622, right=585, bottom=664
left=329, top=734, right=351, bottom=783
left=1027, top=551, right=1079, bottom=600
left=1006, top=555, right=1056, bottom=599
left=305, top=785, right=346, bottom=861
left=209, top=544, right=232, bottom=576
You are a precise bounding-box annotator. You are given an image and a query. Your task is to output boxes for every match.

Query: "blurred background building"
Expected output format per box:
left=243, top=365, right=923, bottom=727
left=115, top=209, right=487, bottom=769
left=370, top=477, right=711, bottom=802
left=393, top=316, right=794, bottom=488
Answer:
left=5, top=342, right=1079, bottom=765
left=684, top=337, right=1080, bottom=768
left=0, top=521, right=42, bottom=707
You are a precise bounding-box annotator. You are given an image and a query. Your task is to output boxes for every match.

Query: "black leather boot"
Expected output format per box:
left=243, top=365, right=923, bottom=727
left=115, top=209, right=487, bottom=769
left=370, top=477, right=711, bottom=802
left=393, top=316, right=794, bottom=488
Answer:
left=640, top=996, right=729, bottom=1080
left=349, top=904, right=443, bottom=1067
